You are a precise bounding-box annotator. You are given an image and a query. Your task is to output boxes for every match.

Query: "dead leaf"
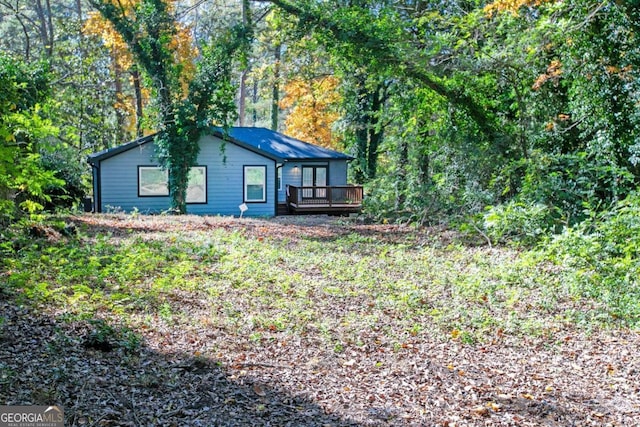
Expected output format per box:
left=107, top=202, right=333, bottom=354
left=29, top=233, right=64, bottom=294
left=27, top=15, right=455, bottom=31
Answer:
left=472, top=406, right=489, bottom=417
left=487, top=402, right=501, bottom=412
left=253, top=383, right=267, bottom=397
left=606, top=364, right=615, bottom=375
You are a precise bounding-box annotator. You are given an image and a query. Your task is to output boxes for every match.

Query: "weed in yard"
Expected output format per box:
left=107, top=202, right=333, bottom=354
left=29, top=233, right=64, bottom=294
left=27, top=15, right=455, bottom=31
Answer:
left=83, top=319, right=141, bottom=354
left=4, top=214, right=639, bottom=356
left=158, top=302, right=174, bottom=324
left=0, top=364, right=16, bottom=389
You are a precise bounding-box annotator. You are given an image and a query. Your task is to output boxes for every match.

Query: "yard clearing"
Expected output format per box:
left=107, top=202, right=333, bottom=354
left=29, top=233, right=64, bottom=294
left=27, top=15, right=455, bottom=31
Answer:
left=1, top=214, right=639, bottom=426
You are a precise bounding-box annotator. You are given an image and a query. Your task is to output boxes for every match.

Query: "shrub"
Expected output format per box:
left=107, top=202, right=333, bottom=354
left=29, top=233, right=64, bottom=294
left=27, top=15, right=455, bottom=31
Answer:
left=483, top=201, right=555, bottom=246
left=38, top=148, right=89, bottom=211
left=494, top=151, right=635, bottom=226
left=541, top=192, right=640, bottom=325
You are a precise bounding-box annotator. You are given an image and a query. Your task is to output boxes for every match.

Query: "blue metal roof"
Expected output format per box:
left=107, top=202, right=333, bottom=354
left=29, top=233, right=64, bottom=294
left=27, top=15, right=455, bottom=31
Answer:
left=88, top=127, right=353, bottom=163
left=212, top=127, right=353, bottom=161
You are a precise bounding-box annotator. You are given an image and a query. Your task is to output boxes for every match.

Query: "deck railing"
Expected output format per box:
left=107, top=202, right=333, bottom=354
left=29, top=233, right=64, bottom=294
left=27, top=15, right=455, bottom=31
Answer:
left=286, top=185, right=363, bottom=212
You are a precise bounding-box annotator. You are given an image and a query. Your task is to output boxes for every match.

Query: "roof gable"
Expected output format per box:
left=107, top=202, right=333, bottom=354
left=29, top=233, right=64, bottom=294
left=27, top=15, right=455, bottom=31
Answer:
left=87, top=134, right=155, bottom=164
left=88, top=127, right=353, bottom=164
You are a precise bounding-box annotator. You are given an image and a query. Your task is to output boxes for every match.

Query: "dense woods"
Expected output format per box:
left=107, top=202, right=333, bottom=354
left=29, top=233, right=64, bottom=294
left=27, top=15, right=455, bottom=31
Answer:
left=1, top=0, right=639, bottom=231
left=1, top=2, right=639, bottom=424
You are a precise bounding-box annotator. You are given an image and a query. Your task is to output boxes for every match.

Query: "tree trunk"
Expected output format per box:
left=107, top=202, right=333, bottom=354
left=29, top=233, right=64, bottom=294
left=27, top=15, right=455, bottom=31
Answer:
left=74, top=0, right=84, bottom=150
left=271, top=43, right=281, bottom=131
left=131, top=67, right=144, bottom=138
left=113, top=52, right=128, bottom=144
left=395, top=138, right=408, bottom=211
left=352, top=74, right=369, bottom=183
left=366, top=84, right=384, bottom=180
left=238, top=0, right=251, bottom=126
left=415, top=126, right=432, bottom=188
left=252, top=79, right=258, bottom=125
left=239, top=70, right=247, bottom=126
left=34, top=0, right=54, bottom=57
left=45, top=0, right=54, bottom=55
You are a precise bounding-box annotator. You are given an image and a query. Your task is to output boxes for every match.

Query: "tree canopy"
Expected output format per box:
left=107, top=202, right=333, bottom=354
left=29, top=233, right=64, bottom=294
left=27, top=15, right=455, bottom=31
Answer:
left=0, top=0, right=638, bottom=229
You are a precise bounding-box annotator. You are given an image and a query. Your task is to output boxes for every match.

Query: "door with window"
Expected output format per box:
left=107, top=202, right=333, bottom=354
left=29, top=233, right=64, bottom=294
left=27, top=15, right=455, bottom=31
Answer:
left=302, top=166, right=327, bottom=199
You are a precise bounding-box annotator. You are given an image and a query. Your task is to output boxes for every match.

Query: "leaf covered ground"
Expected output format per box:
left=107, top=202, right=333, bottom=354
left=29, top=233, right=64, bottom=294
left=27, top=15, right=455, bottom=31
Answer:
left=1, top=214, right=639, bottom=426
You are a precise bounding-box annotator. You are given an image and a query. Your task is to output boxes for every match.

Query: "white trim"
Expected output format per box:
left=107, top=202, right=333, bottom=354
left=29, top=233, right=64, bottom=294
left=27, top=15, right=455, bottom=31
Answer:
left=244, top=165, right=266, bottom=202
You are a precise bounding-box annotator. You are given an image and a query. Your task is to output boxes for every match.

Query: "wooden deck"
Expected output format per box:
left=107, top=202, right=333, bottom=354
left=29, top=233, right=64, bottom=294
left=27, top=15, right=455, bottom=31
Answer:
left=285, top=185, right=363, bottom=215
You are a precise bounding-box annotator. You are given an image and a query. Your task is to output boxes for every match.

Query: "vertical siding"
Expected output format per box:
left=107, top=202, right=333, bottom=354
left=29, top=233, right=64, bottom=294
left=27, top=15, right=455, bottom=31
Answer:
left=98, top=135, right=276, bottom=216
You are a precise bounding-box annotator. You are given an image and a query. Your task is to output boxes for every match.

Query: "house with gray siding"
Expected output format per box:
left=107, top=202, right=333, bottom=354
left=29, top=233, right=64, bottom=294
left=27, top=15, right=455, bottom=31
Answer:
left=88, top=127, right=363, bottom=217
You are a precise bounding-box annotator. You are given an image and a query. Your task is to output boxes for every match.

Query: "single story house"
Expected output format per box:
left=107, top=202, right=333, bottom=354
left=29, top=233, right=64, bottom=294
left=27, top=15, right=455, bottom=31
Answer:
left=87, top=127, right=363, bottom=216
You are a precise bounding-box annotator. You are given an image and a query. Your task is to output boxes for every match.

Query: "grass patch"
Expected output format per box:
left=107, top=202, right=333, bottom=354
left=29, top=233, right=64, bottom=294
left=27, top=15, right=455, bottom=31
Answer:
left=1, top=214, right=637, bottom=352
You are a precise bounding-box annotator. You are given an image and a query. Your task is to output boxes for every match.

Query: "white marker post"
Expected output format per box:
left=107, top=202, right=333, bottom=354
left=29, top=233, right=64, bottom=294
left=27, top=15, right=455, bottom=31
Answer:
left=239, top=203, right=248, bottom=218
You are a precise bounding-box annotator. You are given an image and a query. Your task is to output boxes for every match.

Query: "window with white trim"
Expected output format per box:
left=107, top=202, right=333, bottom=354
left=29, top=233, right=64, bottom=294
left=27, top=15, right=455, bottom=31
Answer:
left=244, top=166, right=266, bottom=202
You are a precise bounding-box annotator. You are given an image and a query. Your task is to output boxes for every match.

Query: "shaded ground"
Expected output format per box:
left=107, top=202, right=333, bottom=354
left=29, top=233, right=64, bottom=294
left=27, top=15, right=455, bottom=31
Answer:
left=1, top=214, right=639, bottom=426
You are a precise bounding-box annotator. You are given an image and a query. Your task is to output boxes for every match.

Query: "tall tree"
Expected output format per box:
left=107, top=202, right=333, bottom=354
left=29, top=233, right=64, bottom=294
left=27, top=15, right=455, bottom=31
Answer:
left=279, top=75, right=341, bottom=148
left=256, top=0, right=498, bottom=135
left=89, top=0, right=250, bottom=213
left=237, top=0, right=252, bottom=126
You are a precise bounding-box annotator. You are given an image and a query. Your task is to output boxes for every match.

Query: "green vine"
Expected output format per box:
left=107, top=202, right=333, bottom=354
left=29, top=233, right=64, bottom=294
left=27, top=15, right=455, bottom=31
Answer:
left=90, top=0, right=250, bottom=213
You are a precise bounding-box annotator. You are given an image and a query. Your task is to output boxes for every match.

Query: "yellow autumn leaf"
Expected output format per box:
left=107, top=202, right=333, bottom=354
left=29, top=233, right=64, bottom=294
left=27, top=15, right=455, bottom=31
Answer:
left=484, top=0, right=555, bottom=17
left=487, top=401, right=501, bottom=412
left=84, top=0, right=198, bottom=104
left=280, top=76, right=342, bottom=149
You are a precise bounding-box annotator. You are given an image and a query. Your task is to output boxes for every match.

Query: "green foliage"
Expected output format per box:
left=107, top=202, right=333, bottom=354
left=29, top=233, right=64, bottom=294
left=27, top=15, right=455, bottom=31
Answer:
left=84, top=318, right=141, bottom=353
left=541, top=193, right=640, bottom=326
left=483, top=150, right=636, bottom=245
left=0, top=53, right=62, bottom=222
left=483, top=201, right=554, bottom=246
left=38, top=147, right=89, bottom=211
left=2, top=0, right=640, bottom=243
left=91, top=0, right=250, bottom=214
left=0, top=54, right=50, bottom=111
left=3, top=213, right=637, bottom=351
left=337, top=0, right=640, bottom=231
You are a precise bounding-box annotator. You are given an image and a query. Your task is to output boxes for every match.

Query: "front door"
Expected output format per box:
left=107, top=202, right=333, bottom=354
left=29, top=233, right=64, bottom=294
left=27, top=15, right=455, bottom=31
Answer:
left=302, top=166, right=327, bottom=199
